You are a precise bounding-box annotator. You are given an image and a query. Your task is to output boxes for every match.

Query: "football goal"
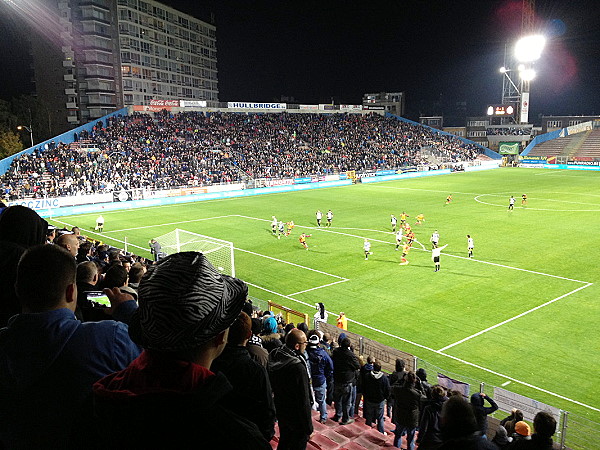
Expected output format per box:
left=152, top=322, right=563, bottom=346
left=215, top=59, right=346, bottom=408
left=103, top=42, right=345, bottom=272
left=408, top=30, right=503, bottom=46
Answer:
left=153, top=228, right=235, bottom=277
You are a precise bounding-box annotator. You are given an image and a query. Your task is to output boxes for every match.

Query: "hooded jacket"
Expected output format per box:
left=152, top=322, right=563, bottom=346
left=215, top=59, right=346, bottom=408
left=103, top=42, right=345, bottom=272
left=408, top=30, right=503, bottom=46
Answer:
left=470, top=393, right=499, bottom=434
left=267, top=345, right=314, bottom=435
left=417, top=395, right=448, bottom=449
left=0, top=304, right=140, bottom=449
left=362, top=369, right=391, bottom=403
left=306, top=342, right=333, bottom=387
left=93, top=350, right=271, bottom=449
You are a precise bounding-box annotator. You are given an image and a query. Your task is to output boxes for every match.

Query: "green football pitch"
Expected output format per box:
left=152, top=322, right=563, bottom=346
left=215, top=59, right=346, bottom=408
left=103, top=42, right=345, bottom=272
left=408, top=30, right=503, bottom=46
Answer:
left=50, top=167, right=600, bottom=424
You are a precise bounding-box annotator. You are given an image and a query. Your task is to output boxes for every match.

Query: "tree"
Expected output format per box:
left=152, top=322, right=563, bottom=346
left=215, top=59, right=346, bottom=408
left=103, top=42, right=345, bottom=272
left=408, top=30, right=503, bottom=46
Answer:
left=0, top=130, right=23, bottom=159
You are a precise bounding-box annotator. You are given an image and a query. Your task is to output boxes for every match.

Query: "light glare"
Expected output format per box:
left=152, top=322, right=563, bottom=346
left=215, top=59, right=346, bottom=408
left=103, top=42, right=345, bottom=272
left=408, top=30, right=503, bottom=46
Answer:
left=515, top=35, right=546, bottom=62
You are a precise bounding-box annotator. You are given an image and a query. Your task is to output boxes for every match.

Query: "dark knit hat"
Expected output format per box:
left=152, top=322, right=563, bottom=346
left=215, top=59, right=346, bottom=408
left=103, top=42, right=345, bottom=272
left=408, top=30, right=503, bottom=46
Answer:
left=129, top=252, right=248, bottom=351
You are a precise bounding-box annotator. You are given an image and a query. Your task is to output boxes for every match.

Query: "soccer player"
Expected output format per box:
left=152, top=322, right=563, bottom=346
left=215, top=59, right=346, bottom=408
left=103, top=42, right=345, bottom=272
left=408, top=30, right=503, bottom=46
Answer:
left=522, top=194, right=528, bottom=206
left=430, top=230, right=440, bottom=249
left=432, top=244, right=449, bottom=272
left=285, top=220, right=295, bottom=236
left=467, top=235, right=474, bottom=258
left=400, top=212, right=409, bottom=225
left=395, top=229, right=404, bottom=250
left=445, top=194, right=452, bottom=205
left=405, top=229, right=415, bottom=246
left=508, top=196, right=515, bottom=211
left=415, top=213, right=424, bottom=225
left=95, top=215, right=104, bottom=231
left=299, top=233, right=312, bottom=249
left=316, top=210, right=323, bottom=227
left=363, top=239, right=373, bottom=260
left=277, top=221, right=285, bottom=239
left=326, top=209, right=333, bottom=227
left=271, top=216, right=278, bottom=234
left=400, top=242, right=411, bottom=265
left=391, top=214, right=397, bottom=232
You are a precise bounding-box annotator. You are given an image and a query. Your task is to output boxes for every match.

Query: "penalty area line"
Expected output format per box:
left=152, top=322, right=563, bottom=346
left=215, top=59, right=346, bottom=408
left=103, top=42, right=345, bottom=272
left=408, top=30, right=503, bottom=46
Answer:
left=287, top=279, right=349, bottom=296
left=437, top=282, right=594, bottom=352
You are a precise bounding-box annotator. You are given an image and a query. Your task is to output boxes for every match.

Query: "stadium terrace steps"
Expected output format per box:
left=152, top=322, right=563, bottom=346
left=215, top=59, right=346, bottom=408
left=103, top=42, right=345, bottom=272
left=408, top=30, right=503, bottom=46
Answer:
left=270, top=402, right=405, bottom=449
left=529, top=129, right=600, bottom=159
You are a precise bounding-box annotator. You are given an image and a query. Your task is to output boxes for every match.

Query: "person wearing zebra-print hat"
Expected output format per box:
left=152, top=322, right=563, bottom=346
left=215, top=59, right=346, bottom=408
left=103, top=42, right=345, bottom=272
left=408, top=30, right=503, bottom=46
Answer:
left=93, top=252, right=271, bottom=449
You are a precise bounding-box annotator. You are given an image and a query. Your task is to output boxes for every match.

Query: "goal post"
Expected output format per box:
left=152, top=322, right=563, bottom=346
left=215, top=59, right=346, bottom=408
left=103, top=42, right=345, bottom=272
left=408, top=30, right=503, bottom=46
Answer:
left=153, top=228, right=235, bottom=277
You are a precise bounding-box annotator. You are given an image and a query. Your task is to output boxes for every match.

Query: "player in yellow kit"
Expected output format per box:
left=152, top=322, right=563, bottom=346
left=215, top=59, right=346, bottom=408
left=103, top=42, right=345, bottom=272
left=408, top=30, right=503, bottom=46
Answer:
left=299, top=233, right=312, bottom=249
left=415, top=213, right=424, bottom=225
left=285, top=220, right=295, bottom=236
left=400, top=242, right=411, bottom=265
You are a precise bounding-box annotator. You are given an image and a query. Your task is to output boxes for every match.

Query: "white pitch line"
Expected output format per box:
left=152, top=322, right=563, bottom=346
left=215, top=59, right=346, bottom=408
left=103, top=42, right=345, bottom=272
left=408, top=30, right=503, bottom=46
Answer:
left=246, top=281, right=600, bottom=413
left=234, top=247, right=348, bottom=281
left=438, top=282, right=594, bottom=352
left=534, top=170, right=565, bottom=175
left=287, top=279, right=349, bottom=296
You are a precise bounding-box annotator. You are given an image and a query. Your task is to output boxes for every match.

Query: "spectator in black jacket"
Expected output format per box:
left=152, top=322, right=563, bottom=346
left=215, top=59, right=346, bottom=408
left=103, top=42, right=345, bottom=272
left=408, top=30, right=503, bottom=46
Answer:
left=507, top=411, right=561, bottom=450
left=392, top=371, right=426, bottom=450
left=211, top=311, right=276, bottom=441
left=268, top=329, right=314, bottom=449
left=362, top=362, right=390, bottom=434
left=387, top=358, right=407, bottom=418
left=331, top=336, right=360, bottom=425
left=470, top=392, right=499, bottom=435
left=439, top=395, right=499, bottom=450
left=417, top=385, right=448, bottom=450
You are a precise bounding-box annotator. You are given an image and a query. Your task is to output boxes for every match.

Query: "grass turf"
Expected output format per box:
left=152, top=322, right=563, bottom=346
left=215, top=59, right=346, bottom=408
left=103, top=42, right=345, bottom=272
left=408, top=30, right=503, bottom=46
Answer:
left=51, top=167, right=600, bottom=427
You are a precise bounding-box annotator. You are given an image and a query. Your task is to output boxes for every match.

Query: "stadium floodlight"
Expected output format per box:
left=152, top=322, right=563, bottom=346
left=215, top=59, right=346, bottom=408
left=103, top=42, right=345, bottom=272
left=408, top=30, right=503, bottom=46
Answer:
left=514, top=34, right=546, bottom=62
left=499, top=66, right=508, bottom=73
left=519, top=68, right=536, bottom=81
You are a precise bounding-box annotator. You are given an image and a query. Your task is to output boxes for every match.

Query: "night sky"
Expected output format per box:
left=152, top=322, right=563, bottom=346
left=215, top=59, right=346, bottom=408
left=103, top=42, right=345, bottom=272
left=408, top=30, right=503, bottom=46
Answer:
left=1, top=0, right=599, bottom=123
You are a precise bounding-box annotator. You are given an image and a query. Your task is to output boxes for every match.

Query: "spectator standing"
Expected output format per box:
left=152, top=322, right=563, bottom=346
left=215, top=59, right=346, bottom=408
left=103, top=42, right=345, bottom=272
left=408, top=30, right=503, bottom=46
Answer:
left=392, top=371, right=426, bottom=450
left=336, top=311, right=348, bottom=330
left=306, top=330, right=334, bottom=424
left=211, top=311, right=276, bottom=442
left=0, top=244, right=140, bottom=448
left=470, top=392, right=499, bottom=436
left=93, top=252, right=270, bottom=449
left=416, top=385, right=448, bottom=450
left=362, top=362, right=391, bottom=434
left=247, top=317, right=269, bottom=367
left=438, top=395, right=499, bottom=450
left=331, top=336, right=360, bottom=425
left=268, top=329, right=314, bottom=450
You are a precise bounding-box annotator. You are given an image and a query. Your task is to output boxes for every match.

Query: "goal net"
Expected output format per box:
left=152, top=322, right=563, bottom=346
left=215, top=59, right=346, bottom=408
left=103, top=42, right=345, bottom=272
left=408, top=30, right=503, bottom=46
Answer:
left=153, top=228, right=235, bottom=277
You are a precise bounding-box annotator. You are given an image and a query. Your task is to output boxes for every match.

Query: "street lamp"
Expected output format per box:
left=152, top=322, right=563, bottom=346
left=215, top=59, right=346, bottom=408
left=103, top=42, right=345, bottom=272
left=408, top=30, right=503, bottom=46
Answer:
left=17, top=125, right=34, bottom=148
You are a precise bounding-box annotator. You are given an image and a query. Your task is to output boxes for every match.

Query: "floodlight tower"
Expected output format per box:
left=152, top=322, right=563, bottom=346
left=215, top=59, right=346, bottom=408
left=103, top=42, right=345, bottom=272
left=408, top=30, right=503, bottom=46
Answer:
left=500, top=0, right=543, bottom=124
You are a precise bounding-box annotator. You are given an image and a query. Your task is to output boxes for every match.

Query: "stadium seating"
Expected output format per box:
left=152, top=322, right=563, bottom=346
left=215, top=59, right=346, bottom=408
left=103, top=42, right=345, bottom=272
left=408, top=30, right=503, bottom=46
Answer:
left=0, top=112, right=484, bottom=200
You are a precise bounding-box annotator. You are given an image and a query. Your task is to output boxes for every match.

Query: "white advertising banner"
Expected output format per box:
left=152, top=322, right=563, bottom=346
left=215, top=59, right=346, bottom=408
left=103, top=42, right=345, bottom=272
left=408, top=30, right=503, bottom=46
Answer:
left=8, top=193, right=113, bottom=210
left=493, top=387, right=561, bottom=423
left=339, top=104, right=363, bottom=111
left=299, top=104, right=319, bottom=110
left=520, top=92, right=530, bottom=124
left=180, top=100, right=207, bottom=107
left=566, top=121, right=593, bottom=135
left=227, top=102, right=286, bottom=110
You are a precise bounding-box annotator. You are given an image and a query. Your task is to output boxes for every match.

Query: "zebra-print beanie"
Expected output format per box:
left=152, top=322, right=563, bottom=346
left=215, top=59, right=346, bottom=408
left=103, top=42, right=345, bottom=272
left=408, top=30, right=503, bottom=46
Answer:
left=129, top=251, right=248, bottom=351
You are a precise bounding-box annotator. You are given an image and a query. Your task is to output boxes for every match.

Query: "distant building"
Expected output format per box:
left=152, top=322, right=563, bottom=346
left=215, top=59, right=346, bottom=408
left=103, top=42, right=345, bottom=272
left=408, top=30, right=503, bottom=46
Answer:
left=362, top=92, right=405, bottom=116
left=541, top=115, right=600, bottom=133
left=465, top=116, right=490, bottom=148
left=420, top=116, right=443, bottom=130
left=27, top=0, right=218, bottom=132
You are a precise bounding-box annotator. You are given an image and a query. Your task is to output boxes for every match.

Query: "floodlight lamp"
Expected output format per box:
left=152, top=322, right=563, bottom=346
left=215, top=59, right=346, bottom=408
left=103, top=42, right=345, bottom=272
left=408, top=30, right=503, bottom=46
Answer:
left=520, top=68, right=536, bottom=81
left=518, top=64, right=526, bottom=72
left=514, top=35, right=546, bottom=62
left=499, top=66, right=508, bottom=73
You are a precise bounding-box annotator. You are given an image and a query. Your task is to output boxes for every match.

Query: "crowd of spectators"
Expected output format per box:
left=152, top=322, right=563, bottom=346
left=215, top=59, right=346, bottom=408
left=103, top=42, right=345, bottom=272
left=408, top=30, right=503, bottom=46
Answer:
left=0, top=111, right=485, bottom=200
left=0, top=204, right=563, bottom=449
